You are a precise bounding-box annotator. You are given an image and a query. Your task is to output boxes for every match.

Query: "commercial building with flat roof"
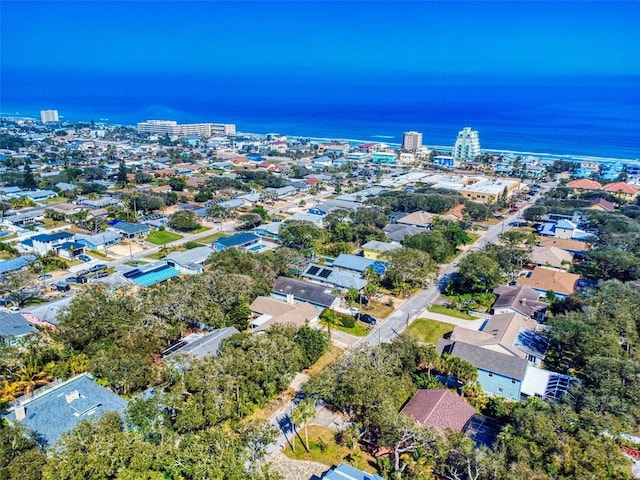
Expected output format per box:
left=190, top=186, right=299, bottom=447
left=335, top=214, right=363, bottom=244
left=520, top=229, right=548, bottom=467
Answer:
left=137, top=120, right=236, bottom=137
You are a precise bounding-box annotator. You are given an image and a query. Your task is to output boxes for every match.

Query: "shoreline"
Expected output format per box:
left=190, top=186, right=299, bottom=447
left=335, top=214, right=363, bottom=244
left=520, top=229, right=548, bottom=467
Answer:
left=2, top=113, right=638, bottom=164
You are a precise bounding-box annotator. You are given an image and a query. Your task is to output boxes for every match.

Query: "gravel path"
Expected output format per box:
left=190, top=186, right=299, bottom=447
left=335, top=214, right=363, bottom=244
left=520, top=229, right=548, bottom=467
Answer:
left=269, top=452, right=329, bottom=480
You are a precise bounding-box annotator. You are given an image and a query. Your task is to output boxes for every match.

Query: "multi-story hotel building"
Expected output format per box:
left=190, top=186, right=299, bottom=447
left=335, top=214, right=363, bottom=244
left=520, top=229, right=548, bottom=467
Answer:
left=402, top=131, right=423, bottom=152
left=453, top=127, right=481, bottom=161
left=137, top=120, right=236, bottom=137
left=40, top=110, right=59, bottom=123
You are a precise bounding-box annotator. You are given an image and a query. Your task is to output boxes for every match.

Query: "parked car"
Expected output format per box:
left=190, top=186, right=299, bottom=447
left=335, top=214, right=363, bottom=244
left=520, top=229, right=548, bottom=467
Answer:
left=94, top=271, right=109, bottom=279
left=38, top=273, right=53, bottom=281
left=354, top=312, right=377, bottom=325
left=53, top=282, right=71, bottom=292
left=89, top=264, right=108, bottom=273
left=78, top=254, right=92, bottom=262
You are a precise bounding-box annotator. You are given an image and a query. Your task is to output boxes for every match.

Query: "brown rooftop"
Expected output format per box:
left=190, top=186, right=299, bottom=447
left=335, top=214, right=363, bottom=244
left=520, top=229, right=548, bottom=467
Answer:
left=401, top=389, right=476, bottom=433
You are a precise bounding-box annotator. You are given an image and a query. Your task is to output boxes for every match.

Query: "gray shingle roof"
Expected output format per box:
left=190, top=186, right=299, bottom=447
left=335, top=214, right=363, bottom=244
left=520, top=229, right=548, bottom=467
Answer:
left=272, top=276, right=339, bottom=308
left=437, top=339, right=529, bottom=380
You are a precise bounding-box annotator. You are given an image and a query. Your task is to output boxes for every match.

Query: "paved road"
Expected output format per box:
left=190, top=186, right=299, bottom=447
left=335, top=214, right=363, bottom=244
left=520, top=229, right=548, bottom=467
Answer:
left=354, top=182, right=555, bottom=348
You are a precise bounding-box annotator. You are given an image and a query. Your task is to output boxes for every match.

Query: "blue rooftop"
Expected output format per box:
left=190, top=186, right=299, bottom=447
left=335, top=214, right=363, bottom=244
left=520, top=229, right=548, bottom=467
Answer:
left=0, top=312, right=37, bottom=339
left=213, top=232, right=260, bottom=250
left=0, top=255, right=35, bottom=275
left=31, top=231, right=74, bottom=243
left=123, top=262, right=180, bottom=287
left=4, top=373, right=128, bottom=447
left=111, top=221, right=150, bottom=235
left=322, top=462, right=385, bottom=480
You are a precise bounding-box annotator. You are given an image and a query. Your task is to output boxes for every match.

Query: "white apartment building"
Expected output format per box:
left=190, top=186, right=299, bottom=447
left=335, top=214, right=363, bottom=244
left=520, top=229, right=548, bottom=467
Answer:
left=137, top=120, right=236, bottom=137
left=402, top=131, right=423, bottom=152
left=453, top=127, right=481, bottom=161
left=40, top=110, right=59, bottom=123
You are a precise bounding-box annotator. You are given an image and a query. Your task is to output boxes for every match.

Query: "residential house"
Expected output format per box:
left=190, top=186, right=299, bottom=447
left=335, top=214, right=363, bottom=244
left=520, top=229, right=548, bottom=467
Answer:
left=265, top=186, right=296, bottom=199
left=122, top=261, right=180, bottom=287
left=75, top=231, right=123, bottom=251
left=164, top=246, right=214, bottom=274
left=437, top=339, right=528, bottom=401
left=395, top=210, right=435, bottom=229
left=109, top=221, right=150, bottom=238
left=538, top=237, right=591, bottom=256
left=589, top=197, right=616, bottom=212
left=401, top=389, right=476, bottom=434
left=0, top=255, right=36, bottom=276
left=249, top=296, right=319, bottom=332
left=332, top=253, right=386, bottom=276
left=0, top=312, right=37, bottom=346
left=321, top=463, right=384, bottom=480
left=517, top=267, right=581, bottom=298
left=308, top=199, right=359, bottom=216
left=528, top=245, right=574, bottom=271
left=492, top=284, right=547, bottom=322
left=20, top=189, right=57, bottom=201
left=4, top=373, right=128, bottom=446
left=603, top=181, right=639, bottom=201
left=162, top=327, right=240, bottom=360
left=302, top=263, right=367, bottom=291
left=24, top=231, right=75, bottom=255
left=447, top=312, right=549, bottom=367
left=538, top=219, right=593, bottom=241
left=360, top=240, right=401, bottom=260
left=253, top=222, right=282, bottom=241
left=283, top=212, right=324, bottom=226
left=567, top=178, right=602, bottom=193
left=212, top=232, right=260, bottom=251
left=383, top=223, right=422, bottom=243
left=218, top=198, right=244, bottom=210
left=372, top=151, right=398, bottom=164
left=3, top=208, right=45, bottom=226
left=272, top=276, right=340, bottom=309
left=54, top=182, right=77, bottom=192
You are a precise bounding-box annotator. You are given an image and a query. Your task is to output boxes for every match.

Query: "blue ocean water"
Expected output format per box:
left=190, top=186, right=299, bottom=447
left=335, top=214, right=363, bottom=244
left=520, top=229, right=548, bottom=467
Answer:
left=1, top=70, right=639, bottom=159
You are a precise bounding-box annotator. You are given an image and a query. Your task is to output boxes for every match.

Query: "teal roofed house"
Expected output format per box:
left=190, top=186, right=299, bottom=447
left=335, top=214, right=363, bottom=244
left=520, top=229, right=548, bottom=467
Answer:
left=372, top=152, right=397, bottom=164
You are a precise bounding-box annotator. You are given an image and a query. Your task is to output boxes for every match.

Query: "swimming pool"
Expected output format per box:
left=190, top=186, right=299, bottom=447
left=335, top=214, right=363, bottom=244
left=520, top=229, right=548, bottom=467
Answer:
left=248, top=244, right=267, bottom=252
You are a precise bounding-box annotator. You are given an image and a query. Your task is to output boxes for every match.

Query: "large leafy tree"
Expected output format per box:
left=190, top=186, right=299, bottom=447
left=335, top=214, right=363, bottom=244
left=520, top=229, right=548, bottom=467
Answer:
left=450, top=252, right=503, bottom=294
left=168, top=210, right=201, bottom=232
left=278, top=221, right=326, bottom=255
left=383, top=247, right=438, bottom=294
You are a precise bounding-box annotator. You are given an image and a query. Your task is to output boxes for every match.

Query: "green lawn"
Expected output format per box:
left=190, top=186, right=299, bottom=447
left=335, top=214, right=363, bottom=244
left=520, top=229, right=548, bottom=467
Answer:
left=191, top=225, right=211, bottom=234
left=407, top=319, right=456, bottom=344
left=335, top=323, right=369, bottom=337
left=40, top=196, right=68, bottom=205
left=146, top=246, right=187, bottom=260
left=194, top=231, right=228, bottom=244
left=146, top=230, right=184, bottom=245
left=466, top=232, right=480, bottom=243
left=428, top=304, right=479, bottom=320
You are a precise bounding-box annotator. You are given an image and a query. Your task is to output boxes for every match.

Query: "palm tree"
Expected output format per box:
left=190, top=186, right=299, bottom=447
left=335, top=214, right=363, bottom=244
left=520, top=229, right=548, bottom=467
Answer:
left=319, top=310, right=341, bottom=339
left=291, top=399, right=316, bottom=452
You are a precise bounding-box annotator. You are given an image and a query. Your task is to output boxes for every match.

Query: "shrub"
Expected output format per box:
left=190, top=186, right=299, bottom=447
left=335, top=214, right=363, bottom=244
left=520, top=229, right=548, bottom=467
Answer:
left=340, top=315, right=356, bottom=328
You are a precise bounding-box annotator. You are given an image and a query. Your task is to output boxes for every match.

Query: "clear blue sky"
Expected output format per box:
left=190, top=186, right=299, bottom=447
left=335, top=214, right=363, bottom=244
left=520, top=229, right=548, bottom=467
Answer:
left=2, top=1, right=639, bottom=77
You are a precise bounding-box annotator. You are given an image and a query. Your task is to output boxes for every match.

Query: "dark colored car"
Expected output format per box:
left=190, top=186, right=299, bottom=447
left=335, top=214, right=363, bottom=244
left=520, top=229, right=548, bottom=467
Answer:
left=94, top=271, right=109, bottom=279
left=354, top=313, right=377, bottom=325
left=89, top=264, right=108, bottom=273
left=78, top=254, right=92, bottom=262
left=53, top=282, right=71, bottom=292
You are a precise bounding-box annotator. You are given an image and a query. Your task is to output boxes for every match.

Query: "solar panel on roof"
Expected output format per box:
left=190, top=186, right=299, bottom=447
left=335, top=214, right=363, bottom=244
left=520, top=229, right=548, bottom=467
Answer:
left=319, top=269, right=332, bottom=278
left=162, top=340, right=188, bottom=357
left=307, top=266, right=320, bottom=275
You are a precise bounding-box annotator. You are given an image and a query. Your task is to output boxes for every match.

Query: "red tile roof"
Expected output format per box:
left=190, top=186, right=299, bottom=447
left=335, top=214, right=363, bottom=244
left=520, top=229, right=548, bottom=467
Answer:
left=603, top=182, right=638, bottom=194
left=567, top=179, right=602, bottom=190
left=401, top=389, right=476, bottom=433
